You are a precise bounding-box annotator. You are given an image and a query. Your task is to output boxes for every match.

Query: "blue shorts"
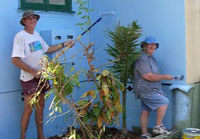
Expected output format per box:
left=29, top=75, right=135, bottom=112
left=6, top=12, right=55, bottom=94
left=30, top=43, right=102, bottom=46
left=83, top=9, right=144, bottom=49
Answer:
left=140, top=93, right=169, bottom=111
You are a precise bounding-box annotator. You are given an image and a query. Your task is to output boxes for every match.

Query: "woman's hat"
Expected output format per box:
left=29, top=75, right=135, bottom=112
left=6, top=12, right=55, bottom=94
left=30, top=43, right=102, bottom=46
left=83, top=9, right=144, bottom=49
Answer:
left=20, top=10, right=40, bottom=26
left=141, top=36, right=159, bottom=48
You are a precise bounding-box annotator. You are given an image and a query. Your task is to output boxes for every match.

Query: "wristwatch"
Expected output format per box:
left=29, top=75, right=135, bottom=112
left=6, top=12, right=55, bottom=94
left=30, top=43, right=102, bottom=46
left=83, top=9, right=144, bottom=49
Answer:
left=61, top=42, right=65, bottom=48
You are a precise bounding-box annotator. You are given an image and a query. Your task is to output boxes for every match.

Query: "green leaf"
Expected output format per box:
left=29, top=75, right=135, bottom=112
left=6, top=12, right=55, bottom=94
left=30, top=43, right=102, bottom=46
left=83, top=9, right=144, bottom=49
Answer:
left=101, top=70, right=110, bottom=77
left=76, top=100, right=89, bottom=107
left=77, top=11, right=82, bottom=15
left=83, top=114, right=89, bottom=122
left=93, top=108, right=100, bottom=116
left=106, top=110, right=111, bottom=121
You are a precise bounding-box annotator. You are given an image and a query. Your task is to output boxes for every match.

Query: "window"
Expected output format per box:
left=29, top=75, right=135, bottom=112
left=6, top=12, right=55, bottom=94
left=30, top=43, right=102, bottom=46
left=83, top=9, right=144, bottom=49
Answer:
left=20, top=0, right=74, bottom=13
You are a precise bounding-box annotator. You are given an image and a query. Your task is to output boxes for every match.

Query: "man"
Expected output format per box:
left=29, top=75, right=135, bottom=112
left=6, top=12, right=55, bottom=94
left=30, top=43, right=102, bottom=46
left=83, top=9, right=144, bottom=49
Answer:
left=11, top=10, right=74, bottom=139
left=133, top=36, right=173, bottom=139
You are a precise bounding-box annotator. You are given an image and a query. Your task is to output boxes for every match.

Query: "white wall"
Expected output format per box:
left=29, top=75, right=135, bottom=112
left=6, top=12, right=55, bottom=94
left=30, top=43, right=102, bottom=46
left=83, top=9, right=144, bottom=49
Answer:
left=185, top=0, right=200, bottom=84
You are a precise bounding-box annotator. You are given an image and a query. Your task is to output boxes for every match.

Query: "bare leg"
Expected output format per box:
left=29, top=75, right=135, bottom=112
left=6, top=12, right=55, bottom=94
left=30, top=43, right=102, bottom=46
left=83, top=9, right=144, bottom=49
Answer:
left=140, top=110, right=150, bottom=134
left=35, top=93, right=45, bottom=139
left=156, top=105, right=168, bottom=126
left=21, top=95, right=34, bottom=139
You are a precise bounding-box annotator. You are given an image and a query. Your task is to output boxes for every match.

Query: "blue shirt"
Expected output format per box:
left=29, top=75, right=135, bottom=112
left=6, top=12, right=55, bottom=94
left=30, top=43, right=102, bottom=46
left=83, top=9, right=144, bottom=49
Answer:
left=133, top=52, right=165, bottom=99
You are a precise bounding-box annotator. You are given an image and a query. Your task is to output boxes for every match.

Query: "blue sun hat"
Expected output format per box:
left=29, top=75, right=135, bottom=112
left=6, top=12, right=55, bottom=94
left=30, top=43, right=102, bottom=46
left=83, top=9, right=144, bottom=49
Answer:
left=141, top=36, right=159, bottom=48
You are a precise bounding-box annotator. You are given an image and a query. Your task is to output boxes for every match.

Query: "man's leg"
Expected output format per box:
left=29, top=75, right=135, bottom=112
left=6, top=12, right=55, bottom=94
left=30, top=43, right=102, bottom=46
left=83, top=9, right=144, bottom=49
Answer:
left=35, top=93, right=45, bottom=139
left=156, top=105, right=168, bottom=126
left=140, top=110, right=150, bottom=134
left=21, top=95, right=34, bottom=139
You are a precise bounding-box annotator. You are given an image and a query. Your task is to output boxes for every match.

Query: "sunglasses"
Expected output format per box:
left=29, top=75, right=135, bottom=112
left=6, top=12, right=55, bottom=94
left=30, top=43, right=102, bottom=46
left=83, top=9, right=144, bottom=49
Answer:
left=25, top=15, right=38, bottom=20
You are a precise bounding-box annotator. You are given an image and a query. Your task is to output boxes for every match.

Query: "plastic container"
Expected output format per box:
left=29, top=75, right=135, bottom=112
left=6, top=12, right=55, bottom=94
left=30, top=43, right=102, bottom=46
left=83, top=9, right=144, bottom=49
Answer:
left=182, top=128, right=200, bottom=139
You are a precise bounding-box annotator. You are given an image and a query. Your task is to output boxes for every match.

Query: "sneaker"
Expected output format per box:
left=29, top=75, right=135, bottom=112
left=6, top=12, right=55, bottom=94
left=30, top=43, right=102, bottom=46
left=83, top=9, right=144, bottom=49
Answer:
left=140, top=133, right=152, bottom=139
left=152, top=123, right=171, bottom=136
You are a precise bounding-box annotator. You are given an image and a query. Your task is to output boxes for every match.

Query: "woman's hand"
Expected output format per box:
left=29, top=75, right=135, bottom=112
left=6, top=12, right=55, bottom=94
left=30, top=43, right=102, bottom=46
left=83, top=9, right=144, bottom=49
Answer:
left=164, top=74, right=173, bottom=80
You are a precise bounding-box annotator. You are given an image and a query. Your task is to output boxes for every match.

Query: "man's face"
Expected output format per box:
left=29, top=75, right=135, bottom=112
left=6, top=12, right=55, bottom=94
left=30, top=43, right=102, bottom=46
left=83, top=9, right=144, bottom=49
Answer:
left=144, top=43, right=157, bottom=56
left=23, top=15, right=38, bottom=28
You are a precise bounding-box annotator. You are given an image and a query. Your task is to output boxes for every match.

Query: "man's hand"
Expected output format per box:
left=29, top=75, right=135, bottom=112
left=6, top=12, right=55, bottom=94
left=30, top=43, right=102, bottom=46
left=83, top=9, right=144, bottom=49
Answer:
left=12, top=57, right=42, bottom=79
left=64, top=40, right=75, bottom=48
left=32, top=70, right=41, bottom=79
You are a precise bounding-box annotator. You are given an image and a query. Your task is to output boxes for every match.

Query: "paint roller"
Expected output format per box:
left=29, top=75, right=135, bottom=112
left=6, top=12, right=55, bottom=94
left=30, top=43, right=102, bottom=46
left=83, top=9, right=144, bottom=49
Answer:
left=100, top=11, right=116, bottom=17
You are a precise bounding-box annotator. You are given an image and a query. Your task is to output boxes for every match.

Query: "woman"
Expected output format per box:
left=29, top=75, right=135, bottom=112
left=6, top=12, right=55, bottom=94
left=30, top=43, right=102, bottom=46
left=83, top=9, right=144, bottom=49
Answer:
left=133, top=36, right=173, bottom=139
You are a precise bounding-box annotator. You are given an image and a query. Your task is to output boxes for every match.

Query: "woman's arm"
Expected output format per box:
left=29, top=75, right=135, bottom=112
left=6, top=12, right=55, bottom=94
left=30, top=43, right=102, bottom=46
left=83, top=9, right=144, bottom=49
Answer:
left=142, top=72, right=173, bottom=82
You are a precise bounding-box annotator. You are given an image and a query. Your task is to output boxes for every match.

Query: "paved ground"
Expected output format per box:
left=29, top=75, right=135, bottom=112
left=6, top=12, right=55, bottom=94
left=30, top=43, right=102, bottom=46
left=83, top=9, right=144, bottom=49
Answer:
left=152, top=130, right=180, bottom=139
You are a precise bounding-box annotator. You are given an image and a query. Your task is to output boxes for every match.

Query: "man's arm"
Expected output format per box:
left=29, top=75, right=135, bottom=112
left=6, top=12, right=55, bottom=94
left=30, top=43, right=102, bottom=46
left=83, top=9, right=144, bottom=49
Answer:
left=11, top=57, right=40, bottom=78
left=46, top=40, right=74, bottom=54
left=142, top=72, right=173, bottom=82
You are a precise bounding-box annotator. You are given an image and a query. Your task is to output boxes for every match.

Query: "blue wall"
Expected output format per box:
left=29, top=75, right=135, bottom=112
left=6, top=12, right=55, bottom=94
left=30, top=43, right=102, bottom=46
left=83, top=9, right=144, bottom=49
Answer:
left=90, top=0, right=119, bottom=68
left=0, top=0, right=84, bottom=138
left=91, top=0, right=186, bottom=85
left=118, top=0, right=186, bottom=85
left=0, top=0, right=189, bottom=138
left=0, top=1, right=25, bottom=138
left=90, top=0, right=187, bottom=130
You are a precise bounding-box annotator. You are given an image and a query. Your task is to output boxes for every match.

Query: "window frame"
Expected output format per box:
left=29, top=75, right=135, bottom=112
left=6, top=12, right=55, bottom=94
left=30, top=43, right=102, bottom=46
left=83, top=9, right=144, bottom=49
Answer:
left=20, top=0, right=74, bottom=13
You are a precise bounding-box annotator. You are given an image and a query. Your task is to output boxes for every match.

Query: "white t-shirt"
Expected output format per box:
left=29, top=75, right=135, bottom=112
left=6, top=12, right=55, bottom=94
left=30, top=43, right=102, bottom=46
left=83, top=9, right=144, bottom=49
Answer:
left=12, top=30, right=49, bottom=81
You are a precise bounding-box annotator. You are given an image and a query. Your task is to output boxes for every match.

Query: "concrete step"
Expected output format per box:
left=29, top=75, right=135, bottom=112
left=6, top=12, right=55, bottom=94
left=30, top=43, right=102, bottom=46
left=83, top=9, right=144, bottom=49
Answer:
left=151, top=130, right=180, bottom=139
left=152, top=135, right=171, bottom=139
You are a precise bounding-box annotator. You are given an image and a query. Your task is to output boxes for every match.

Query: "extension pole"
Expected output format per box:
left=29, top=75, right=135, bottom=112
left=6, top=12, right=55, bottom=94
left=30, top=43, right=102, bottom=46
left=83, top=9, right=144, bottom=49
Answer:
left=52, top=17, right=102, bottom=62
